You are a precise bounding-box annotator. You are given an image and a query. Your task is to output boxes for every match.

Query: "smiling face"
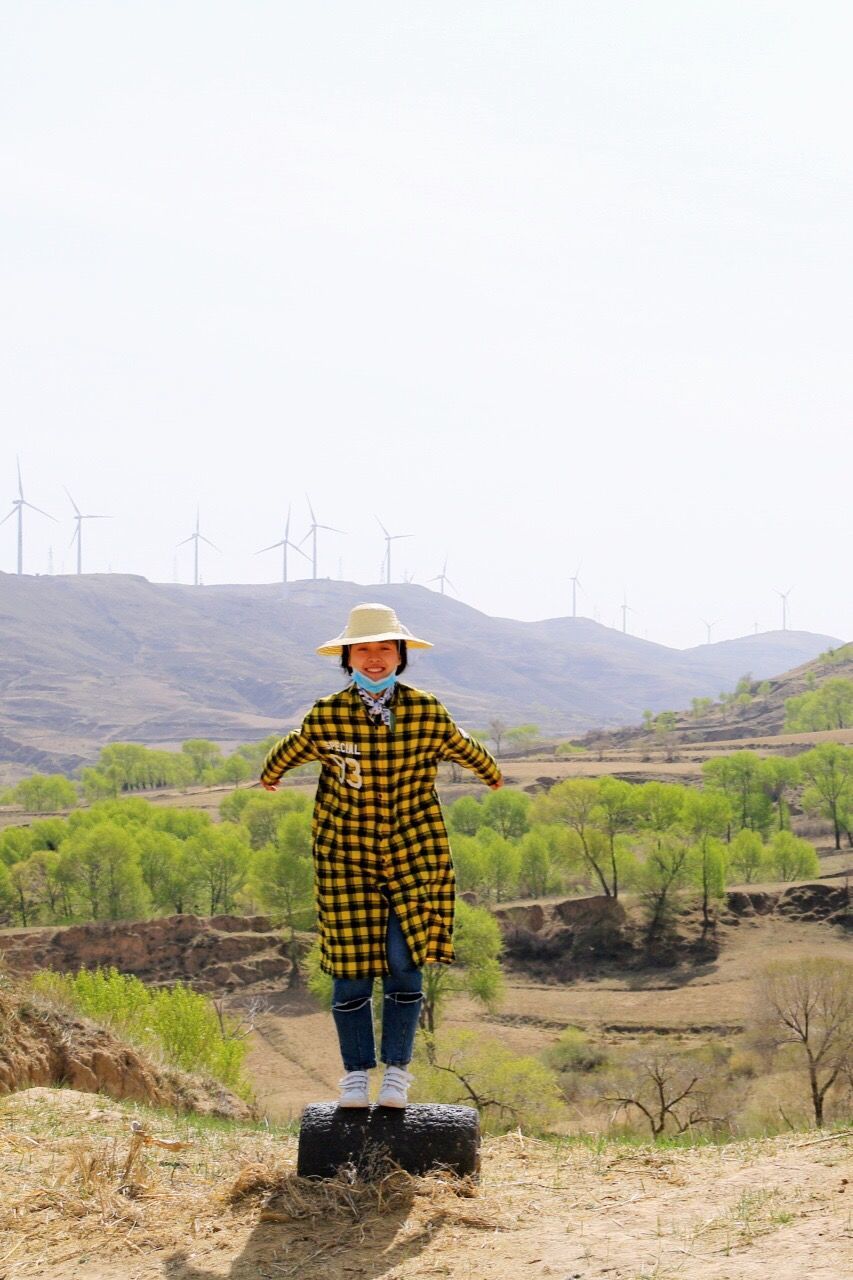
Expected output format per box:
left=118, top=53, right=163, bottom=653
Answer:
left=347, top=640, right=400, bottom=682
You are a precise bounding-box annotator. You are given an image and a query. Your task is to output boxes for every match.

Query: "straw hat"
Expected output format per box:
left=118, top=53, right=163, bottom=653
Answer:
left=316, top=603, right=433, bottom=656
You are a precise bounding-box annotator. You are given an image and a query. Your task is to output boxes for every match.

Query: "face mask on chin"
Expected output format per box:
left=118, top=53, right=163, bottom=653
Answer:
left=351, top=668, right=397, bottom=694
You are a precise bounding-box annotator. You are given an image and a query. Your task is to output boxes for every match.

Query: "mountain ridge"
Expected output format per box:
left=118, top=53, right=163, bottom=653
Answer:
left=0, top=571, right=842, bottom=773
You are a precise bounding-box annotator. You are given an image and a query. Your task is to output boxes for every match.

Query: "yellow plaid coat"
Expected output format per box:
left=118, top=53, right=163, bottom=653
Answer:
left=260, top=684, right=502, bottom=978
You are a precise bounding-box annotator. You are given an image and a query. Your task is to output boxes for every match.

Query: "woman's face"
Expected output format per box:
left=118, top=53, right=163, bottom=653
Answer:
left=348, top=640, right=399, bottom=681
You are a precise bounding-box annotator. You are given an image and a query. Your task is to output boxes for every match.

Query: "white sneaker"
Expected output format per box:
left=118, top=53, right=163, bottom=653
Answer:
left=337, top=1070, right=370, bottom=1108
left=377, top=1066, right=413, bottom=1108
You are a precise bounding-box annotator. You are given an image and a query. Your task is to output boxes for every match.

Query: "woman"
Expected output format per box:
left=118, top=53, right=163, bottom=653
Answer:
left=260, top=602, right=502, bottom=1107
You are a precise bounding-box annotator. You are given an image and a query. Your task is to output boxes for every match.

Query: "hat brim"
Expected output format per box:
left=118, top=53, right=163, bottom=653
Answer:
left=316, top=629, right=433, bottom=657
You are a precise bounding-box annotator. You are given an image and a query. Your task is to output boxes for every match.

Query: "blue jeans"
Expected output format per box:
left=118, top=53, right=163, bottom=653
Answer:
left=331, top=911, right=423, bottom=1071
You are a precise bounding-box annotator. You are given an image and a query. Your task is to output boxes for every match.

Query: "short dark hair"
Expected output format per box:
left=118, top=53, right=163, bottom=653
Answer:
left=341, top=640, right=408, bottom=676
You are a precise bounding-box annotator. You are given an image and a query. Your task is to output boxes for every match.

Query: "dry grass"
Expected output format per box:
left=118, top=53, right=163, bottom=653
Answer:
left=1, top=1088, right=851, bottom=1279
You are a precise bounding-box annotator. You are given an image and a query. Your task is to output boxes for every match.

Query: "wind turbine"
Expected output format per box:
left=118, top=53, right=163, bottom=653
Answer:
left=300, top=496, right=343, bottom=580
left=1, top=459, right=55, bottom=574
left=376, top=517, right=412, bottom=586
left=570, top=563, right=582, bottom=618
left=178, top=508, right=218, bottom=586
left=620, top=592, right=634, bottom=635
left=257, top=505, right=309, bottom=583
left=775, top=586, right=793, bottom=631
left=65, top=488, right=110, bottom=575
left=430, top=556, right=456, bottom=596
left=701, top=618, right=720, bottom=645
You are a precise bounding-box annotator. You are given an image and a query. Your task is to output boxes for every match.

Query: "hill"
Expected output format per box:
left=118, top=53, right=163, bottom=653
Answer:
left=581, top=642, right=853, bottom=750
left=0, top=571, right=841, bottom=771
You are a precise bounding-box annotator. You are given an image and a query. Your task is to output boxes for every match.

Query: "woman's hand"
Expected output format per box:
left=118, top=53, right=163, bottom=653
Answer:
left=261, top=779, right=278, bottom=792
left=490, top=779, right=504, bottom=790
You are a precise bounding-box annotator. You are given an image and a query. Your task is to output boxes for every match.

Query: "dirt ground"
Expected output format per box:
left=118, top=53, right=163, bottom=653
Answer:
left=0, top=1088, right=850, bottom=1280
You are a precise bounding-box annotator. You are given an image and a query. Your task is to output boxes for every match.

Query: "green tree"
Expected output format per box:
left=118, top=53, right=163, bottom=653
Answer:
left=480, top=789, right=531, bottom=839
left=637, top=833, right=691, bottom=946
left=58, top=820, right=148, bottom=921
left=535, top=779, right=619, bottom=898
left=189, top=826, right=251, bottom=915
left=181, top=739, right=223, bottom=782
left=517, top=829, right=553, bottom=898
left=634, top=781, right=685, bottom=843
left=447, top=795, right=484, bottom=836
left=504, top=724, right=540, bottom=753
left=703, top=752, right=772, bottom=836
left=8, top=857, right=44, bottom=925
left=12, top=774, right=77, bottom=813
left=690, top=697, right=713, bottom=720
left=251, top=816, right=314, bottom=984
left=784, top=678, right=853, bottom=731
left=477, top=829, right=521, bottom=902
left=0, top=826, right=36, bottom=866
left=798, top=744, right=853, bottom=850
left=595, top=778, right=638, bottom=900
left=728, top=829, right=767, bottom=884
left=420, top=899, right=504, bottom=1036
left=767, top=830, right=820, bottom=882
left=448, top=833, right=488, bottom=896
left=219, top=753, right=252, bottom=787
left=683, top=791, right=731, bottom=930
left=0, top=861, right=13, bottom=918
left=758, top=756, right=800, bottom=832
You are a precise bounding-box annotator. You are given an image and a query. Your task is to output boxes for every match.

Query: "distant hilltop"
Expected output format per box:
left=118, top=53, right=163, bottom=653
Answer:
left=0, top=572, right=843, bottom=773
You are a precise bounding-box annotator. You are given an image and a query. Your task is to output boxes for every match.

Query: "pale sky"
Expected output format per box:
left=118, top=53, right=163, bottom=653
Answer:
left=2, top=2, right=851, bottom=648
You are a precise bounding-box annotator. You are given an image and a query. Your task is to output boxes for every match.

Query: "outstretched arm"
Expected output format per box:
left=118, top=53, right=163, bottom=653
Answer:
left=260, top=718, right=319, bottom=790
left=438, top=719, right=503, bottom=789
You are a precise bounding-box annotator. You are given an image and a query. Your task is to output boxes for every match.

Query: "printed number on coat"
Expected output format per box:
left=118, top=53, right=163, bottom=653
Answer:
left=328, top=754, right=363, bottom=790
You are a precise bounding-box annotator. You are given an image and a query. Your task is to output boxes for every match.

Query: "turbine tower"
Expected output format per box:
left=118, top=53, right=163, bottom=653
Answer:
left=300, top=496, right=343, bottom=580
left=430, top=557, right=456, bottom=596
left=570, top=563, right=582, bottom=618
left=775, top=586, right=793, bottom=631
left=257, top=505, right=309, bottom=583
left=178, top=508, right=218, bottom=586
left=65, top=488, right=110, bottom=575
left=701, top=618, right=720, bottom=645
left=1, top=459, right=55, bottom=574
left=376, top=516, right=412, bottom=585
left=620, top=592, right=634, bottom=635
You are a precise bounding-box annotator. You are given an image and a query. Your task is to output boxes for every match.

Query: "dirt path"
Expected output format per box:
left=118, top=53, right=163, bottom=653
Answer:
left=1, top=1089, right=849, bottom=1280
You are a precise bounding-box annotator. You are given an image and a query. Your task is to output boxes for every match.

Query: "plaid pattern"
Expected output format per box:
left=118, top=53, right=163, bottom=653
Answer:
left=260, top=683, right=502, bottom=978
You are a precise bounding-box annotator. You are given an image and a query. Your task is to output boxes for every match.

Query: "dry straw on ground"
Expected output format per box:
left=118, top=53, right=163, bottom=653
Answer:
left=1, top=1087, right=851, bottom=1280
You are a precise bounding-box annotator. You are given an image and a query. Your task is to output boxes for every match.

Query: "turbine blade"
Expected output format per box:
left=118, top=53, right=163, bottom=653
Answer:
left=285, top=539, right=311, bottom=559
left=16, top=457, right=23, bottom=499
left=177, top=534, right=195, bottom=546
left=69, top=528, right=78, bottom=548
left=390, top=533, right=413, bottom=541
left=318, top=524, right=344, bottom=534
left=306, top=494, right=317, bottom=523
left=257, top=540, right=285, bottom=554
left=198, top=535, right=219, bottom=551
left=376, top=515, right=390, bottom=536
left=63, top=486, right=81, bottom=515
left=23, top=501, right=56, bottom=521
left=0, top=507, right=16, bottom=527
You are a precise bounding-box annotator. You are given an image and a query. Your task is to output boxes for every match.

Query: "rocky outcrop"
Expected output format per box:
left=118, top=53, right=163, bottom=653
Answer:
left=0, top=988, right=251, bottom=1117
left=0, top=913, right=295, bottom=992
left=493, top=896, right=633, bottom=976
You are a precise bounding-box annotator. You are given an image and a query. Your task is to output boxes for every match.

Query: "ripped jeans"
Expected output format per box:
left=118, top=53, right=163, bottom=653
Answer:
left=331, top=911, right=423, bottom=1071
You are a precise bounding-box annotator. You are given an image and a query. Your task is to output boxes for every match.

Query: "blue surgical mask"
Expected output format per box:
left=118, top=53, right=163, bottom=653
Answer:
left=351, top=668, right=397, bottom=693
